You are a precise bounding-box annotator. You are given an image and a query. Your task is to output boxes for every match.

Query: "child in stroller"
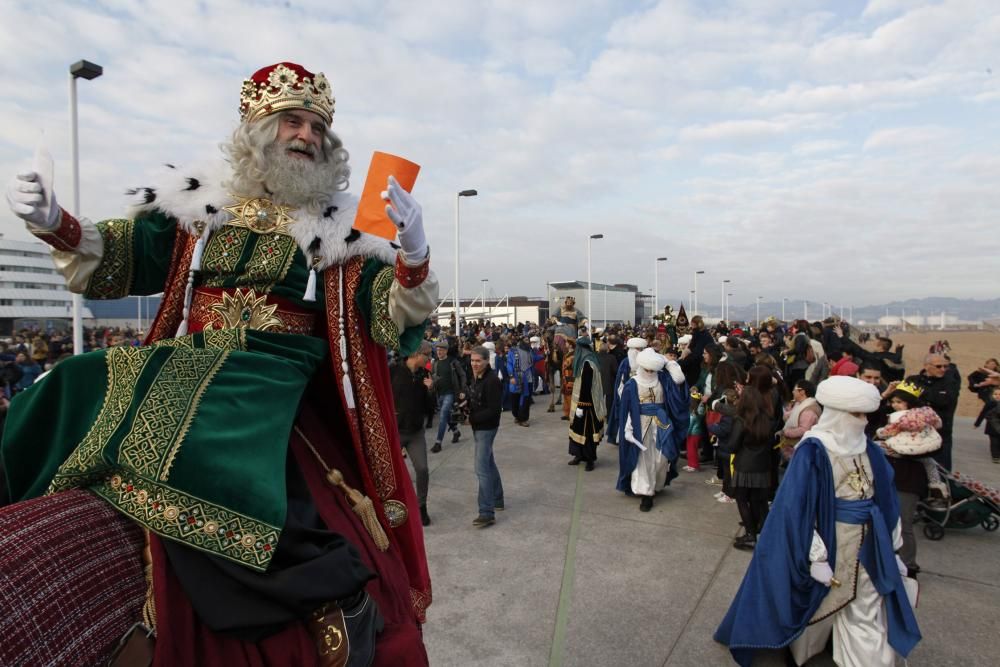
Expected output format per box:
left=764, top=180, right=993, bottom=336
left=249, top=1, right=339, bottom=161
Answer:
left=875, top=380, right=947, bottom=506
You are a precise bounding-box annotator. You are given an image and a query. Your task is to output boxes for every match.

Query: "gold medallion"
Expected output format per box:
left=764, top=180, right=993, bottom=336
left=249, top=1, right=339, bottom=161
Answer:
left=383, top=499, right=408, bottom=528
left=223, top=195, right=296, bottom=236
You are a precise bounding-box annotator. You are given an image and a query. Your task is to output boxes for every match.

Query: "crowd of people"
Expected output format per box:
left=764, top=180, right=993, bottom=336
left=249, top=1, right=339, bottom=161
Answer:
left=396, top=298, right=998, bottom=665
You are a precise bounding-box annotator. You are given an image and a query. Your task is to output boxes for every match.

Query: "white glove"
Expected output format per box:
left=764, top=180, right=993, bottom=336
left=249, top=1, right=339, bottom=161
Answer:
left=665, top=359, right=685, bottom=385
left=382, top=175, right=427, bottom=264
left=895, top=554, right=908, bottom=578
left=624, top=431, right=646, bottom=451
left=575, top=408, right=583, bottom=418
left=810, top=561, right=833, bottom=586
left=6, top=171, right=60, bottom=230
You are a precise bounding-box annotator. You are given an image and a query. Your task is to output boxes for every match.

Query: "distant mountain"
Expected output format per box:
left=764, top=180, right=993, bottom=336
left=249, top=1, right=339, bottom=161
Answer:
left=668, top=297, right=1000, bottom=324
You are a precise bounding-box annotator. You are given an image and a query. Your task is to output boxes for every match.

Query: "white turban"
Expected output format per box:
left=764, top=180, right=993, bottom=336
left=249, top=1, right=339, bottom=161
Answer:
left=678, top=334, right=692, bottom=346
left=626, top=337, right=648, bottom=350
left=482, top=341, right=495, bottom=351
left=637, top=348, right=666, bottom=372
left=803, top=376, right=882, bottom=457
left=815, top=376, right=881, bottom=413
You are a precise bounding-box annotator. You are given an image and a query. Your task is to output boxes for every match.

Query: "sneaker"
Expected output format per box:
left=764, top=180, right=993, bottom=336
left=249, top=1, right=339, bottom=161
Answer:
left=713, top=491, right=725, bottom=499
left=495, top=503, right=505, bottom=512
left=472, top=515, right=495, bottom=528
left=451, top=430, right=461, bottom=444
left=733, top=534, right=756, bottom=551
left=518, top=421, right=530, bottom=427
left=420, top=506, right=431, bottom=527
left=704, top=476, right=723, bottom=486
left=682, top=465, right=698, bottom=473
left=716, top=494, right=735, bottom=504
left=431, top=442, right=442, bottom=453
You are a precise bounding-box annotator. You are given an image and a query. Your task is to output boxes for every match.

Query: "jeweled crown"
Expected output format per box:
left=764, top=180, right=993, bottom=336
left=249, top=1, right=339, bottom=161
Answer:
left=239, top=62, right=334, bottom=125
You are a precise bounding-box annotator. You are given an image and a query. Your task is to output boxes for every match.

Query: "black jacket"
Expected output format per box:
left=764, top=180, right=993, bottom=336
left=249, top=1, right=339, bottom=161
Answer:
left=907, top=368, right=960, bottom=440
left=469, top=366, right=502, bottom=431
left=391, top=363, right=434, bottom=434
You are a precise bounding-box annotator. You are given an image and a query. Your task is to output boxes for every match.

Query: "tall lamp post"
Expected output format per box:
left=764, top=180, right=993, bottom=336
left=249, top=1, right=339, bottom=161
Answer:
left=587, top=234, right=603, bottom=329
left=689, top=290, right=695, bottom=313
left=756, top=295, right=763, bottom=329
left=727, top=293, right=734, bottom=323
left=69, top=59, right=102, bottom=355
left=454, top=188, right=477, bottom=339
left=693, top=269, right=705, bottom=316
left=721, top=279, right=730, bottom=322
left=480, top=278, right=489, bottom=318
left=781, top=297, right=788, bottom=322
left=654, top=257, right=667, bottom=317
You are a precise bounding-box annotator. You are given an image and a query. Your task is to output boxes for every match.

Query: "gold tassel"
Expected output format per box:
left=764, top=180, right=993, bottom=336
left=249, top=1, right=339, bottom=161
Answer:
left=326, top=468, right=390, bottom=552
left=294, top=425, right=391, bottom=552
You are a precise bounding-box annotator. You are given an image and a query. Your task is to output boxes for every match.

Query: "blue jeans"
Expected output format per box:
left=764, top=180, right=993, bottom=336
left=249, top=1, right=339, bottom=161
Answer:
left=435, top=392, right=457, bottom=444
left=473, top=428, right=504, bottom=518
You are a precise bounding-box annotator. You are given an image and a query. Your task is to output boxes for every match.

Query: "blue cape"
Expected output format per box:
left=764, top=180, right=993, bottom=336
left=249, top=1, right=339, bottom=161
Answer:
left=714, top=438, right=920, bottom=666
left=615, top=371, right=688, bottom=493
left=606, top=356, right=632, bottom=444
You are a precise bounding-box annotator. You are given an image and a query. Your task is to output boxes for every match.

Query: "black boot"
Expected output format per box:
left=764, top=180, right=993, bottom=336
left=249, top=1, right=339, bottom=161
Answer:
left=639, top=496, right=653, bottom=512
left=585, top=461, right=595, bottom=471
left=568, top=457, right=581, bottom=466
left=420, top=506, right=431, bottom=527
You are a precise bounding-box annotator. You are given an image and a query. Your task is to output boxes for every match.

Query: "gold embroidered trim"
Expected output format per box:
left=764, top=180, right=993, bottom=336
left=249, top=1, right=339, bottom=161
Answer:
left=146, top=229, right=196, bottom=343
left=86, top=218, right=135, bottom=299
left=201, top=226, right=251, bottom=277
left=369, top=265, right=400, bottom=351
left=48, top=347, right=154, bottom=492
left=246, top=233, right=298, bottom=289
left=93, top=471, right=281, bottom=571
left=117, top=348, right=229, bottom=481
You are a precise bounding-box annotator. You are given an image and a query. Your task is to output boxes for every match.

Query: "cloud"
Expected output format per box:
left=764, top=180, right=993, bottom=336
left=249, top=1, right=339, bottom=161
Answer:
left=861, top=125, right=958, bottom=151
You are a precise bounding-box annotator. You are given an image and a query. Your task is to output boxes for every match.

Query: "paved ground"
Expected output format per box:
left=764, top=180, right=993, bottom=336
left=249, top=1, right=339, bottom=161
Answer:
left=412, top=406, right=1000, bottom=667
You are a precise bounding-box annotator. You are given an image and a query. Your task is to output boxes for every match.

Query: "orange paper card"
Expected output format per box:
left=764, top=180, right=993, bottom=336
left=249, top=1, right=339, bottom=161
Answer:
left=353, top=151, right=420, bottom=240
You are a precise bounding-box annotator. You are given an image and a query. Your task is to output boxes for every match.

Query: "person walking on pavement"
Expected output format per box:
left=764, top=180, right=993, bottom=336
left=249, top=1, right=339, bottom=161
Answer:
left=468, top=346, right=504, bottom=527
left=391, top=341, right=436, bottom=526
left=431, top=339, right=466, bottom=452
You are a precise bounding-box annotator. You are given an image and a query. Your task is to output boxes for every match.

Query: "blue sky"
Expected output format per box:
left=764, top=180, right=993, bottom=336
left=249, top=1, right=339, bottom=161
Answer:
left=1, top=0, right=998, bottom=311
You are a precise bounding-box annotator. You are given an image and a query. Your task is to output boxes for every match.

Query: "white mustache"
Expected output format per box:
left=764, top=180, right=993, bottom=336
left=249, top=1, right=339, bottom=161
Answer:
left=286, top=139, right=316, bottom=157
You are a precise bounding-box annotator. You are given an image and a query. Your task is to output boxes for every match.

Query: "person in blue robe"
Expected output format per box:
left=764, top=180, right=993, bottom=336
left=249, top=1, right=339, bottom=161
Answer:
left=607, top=337, right=647, bottom=446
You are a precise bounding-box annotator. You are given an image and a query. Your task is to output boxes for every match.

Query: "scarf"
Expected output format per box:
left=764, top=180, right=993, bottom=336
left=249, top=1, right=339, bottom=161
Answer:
left=573, top=336, right=599, bottom=378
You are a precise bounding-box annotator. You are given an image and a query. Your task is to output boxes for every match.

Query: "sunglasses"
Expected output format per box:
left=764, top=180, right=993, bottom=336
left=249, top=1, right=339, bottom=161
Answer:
left=930, top=364, right=948, bottom=369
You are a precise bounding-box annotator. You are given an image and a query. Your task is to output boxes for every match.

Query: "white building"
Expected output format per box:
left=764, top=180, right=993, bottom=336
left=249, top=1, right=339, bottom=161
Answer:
left=0, top=236, right=93, bottom=335
left=548, top=280, right=652, bottom=326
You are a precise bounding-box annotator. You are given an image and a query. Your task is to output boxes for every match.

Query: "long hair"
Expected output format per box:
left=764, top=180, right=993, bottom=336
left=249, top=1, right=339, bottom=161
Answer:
left=223, top=112, right=351, bottom=212
left=713, top=360, right=745, bottom=395
left=737, top=385, right=774, bottom=444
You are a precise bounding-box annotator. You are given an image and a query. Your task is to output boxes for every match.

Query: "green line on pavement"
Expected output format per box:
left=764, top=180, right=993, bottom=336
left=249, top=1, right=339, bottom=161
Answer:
left=548, top=465, right=585, bottom=667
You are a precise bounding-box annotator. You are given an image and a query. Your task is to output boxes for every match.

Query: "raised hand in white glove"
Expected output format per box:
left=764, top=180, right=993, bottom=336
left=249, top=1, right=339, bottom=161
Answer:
left=810, top=561, right=834, bottom=586
left=382, top=175, right=427, bottom=264
left=895, top=554, right=908, bottom=578
left=575, top=408, right=584, bottom=418
left=6, top=171, right=60, bottom=231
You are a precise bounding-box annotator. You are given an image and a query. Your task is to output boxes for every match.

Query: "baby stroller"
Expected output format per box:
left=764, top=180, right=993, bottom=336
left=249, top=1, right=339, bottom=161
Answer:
left=918, top=463, right=1000, bottom=540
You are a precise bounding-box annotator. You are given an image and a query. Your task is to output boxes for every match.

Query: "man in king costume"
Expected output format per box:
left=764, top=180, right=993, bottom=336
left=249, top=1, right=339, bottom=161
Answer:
left=715, top=376, right=920, bottom=667
left=1, top=62, right=436, bottom=666
left=615, top=348, right=688, bottom=511
left=606, top=336, right=647, bottom=445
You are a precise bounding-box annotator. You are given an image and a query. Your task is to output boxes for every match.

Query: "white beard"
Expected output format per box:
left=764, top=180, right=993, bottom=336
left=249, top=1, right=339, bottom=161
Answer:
left=258, top=140, right=340, bottom=210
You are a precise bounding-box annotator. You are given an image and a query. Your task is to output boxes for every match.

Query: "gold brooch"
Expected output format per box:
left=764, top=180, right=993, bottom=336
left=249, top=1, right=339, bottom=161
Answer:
left=207, top=289, right=283, bottom=332
left=223, top=195, right=296, bottom=236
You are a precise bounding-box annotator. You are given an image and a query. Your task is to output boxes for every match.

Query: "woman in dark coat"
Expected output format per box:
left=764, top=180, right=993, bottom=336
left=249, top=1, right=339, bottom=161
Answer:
left=730, top=385, right=777, bottom=551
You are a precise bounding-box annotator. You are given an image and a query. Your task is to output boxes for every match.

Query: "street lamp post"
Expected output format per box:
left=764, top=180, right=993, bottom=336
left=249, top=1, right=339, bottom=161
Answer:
left=727, top=293, right=734, bottom=323
left=756, top=296, right=763, bottom=329
left=69, top=59, right=102, bottom=355
left=721, top=279, right=730, bottom=322
left=694, top=270, right=705, bottom=316
left=454, top=189, right=477, bottom=339
left=781, top=297, right=788, bottom=322
left=654, top=257, right=667, bottom=318
left=587, top=234, right=604, bottom=330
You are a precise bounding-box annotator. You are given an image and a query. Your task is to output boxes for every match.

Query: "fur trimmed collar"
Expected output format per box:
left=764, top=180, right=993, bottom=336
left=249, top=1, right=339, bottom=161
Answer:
left=124, top=161, right=400, bottom=270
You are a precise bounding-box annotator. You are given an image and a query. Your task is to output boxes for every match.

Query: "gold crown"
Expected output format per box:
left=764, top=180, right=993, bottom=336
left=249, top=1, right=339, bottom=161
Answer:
left=239, top=62, right=334, bottom=125
left=894, top=380, right=923, bottom=400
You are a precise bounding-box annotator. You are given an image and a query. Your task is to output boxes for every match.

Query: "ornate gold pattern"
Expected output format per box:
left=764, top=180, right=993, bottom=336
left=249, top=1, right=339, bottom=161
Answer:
left=48, top=347, right=154, bottom=492
left=201, top=226, right=251, bottom=277
left=343, top=257, right=397, bottom=500
left=146, top=229, right=196, bottom=343
left=190, top=289, right=317, bottom=335
left=223, top=195, right=296, bottom=236
left=118, top=348, right=229, bottom=481
left=205, top=288, right=284, bottom=331
left=86, top=218, right=135, bottom=299
left=411, top=588, right=432, bottom=625
left=93, top=472, right=281, bottom=571
left=382, top=499, right=408, bottom=528
left=245, top=232, right=298, bottom=288
left=369, top=265, right=400, bottom=351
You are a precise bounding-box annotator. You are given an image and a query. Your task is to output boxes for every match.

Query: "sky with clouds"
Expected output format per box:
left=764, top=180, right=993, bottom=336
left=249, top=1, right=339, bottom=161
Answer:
left=1, top=0, right=998, bottom=312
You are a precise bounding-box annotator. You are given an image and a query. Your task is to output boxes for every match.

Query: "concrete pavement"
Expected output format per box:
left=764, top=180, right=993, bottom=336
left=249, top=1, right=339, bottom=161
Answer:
left=412, top=407, right=1000, bottom=666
